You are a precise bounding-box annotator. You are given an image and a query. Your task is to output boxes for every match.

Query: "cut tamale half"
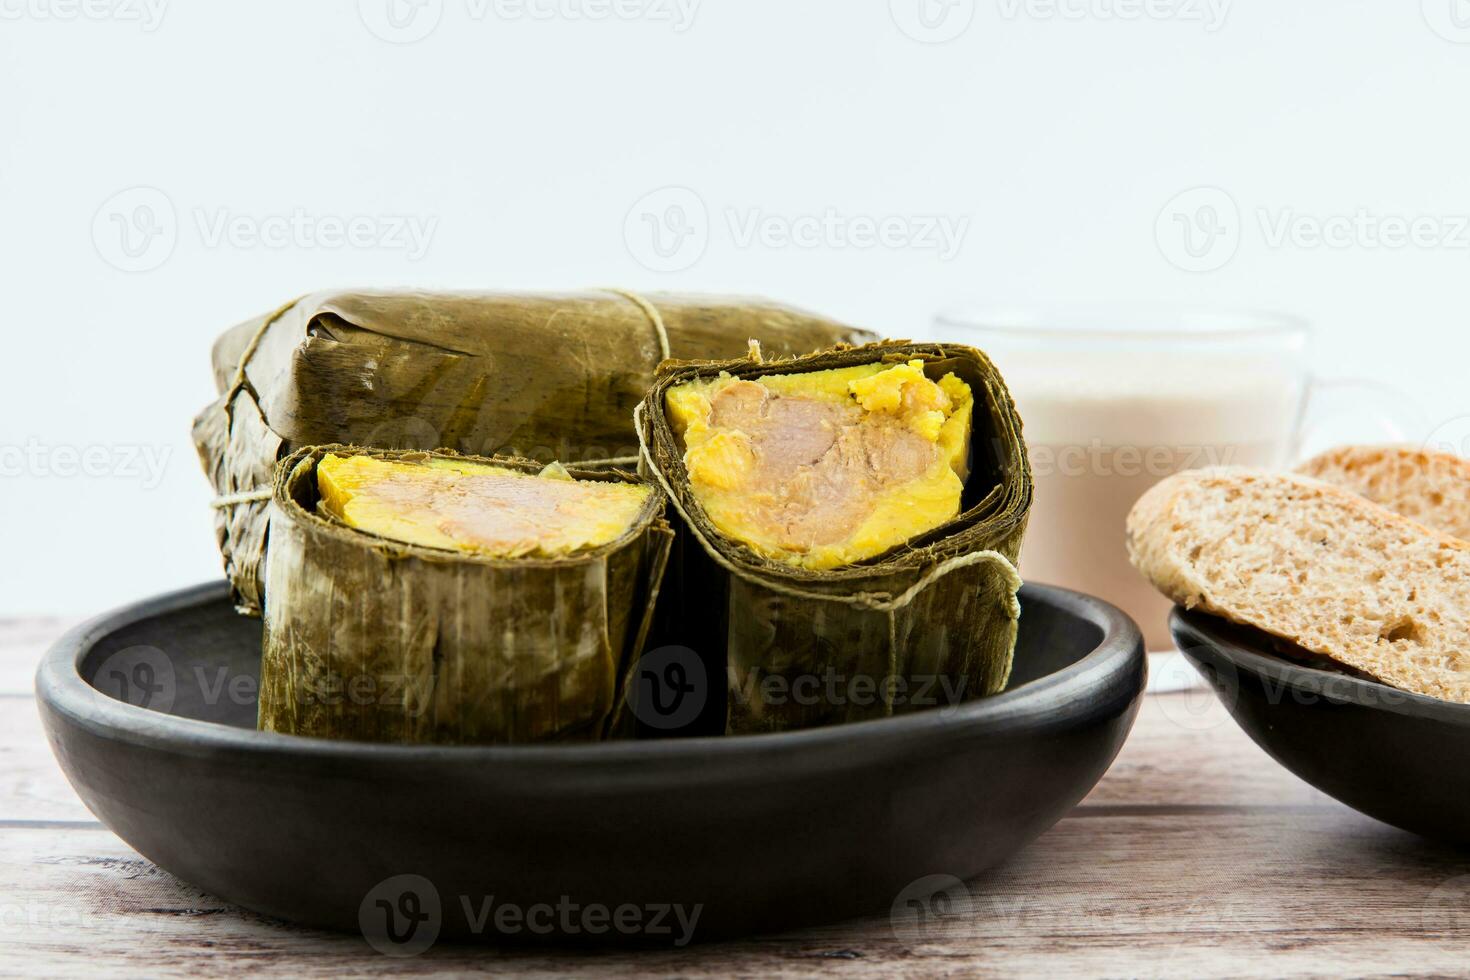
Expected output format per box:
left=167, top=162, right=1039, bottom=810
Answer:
left=194, top=289, right=877, bottom=616
left=259, top=446, right=673, bottom=745
left=665, top=359, right=974, bottom=570
left=638, top=342, right=1032, bottom=734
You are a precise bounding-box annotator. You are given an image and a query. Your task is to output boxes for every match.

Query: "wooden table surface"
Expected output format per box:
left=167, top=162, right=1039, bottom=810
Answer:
left=5, top=620, right=1470, bottom=978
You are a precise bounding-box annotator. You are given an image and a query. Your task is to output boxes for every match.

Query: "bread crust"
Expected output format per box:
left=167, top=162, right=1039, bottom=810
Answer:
left=1128, top=467, right=1470, bottom=703
left=1298, top=445, right=1470, bottom=541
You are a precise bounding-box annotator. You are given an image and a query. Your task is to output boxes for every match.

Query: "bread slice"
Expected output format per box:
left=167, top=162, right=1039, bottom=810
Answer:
left=1298, top=445, right=1470, bottom=541
left=1127, top=467, right=1470, bottom=703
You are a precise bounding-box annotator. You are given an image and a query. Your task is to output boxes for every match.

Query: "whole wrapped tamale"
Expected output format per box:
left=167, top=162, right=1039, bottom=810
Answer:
left=194, top=289, right=876, bottom=616
left=637, top=342, right=1032, bottom=734
left=259, top=445, right=673, bottom=744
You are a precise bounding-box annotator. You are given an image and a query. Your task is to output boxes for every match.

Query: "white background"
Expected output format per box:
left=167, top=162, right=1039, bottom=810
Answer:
left=2, top=0, right=1469, bottom=616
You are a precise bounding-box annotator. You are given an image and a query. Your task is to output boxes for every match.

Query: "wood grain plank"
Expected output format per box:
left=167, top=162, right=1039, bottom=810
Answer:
left=0, top=703, right=97, bottom=825
left=1, top=808, right=1468, bottom=978
left=5, top=617, right=1463, bottom=977
left=1081, top=685, right=1335, bottom=810
left=0, top=618, right=72, bottom=696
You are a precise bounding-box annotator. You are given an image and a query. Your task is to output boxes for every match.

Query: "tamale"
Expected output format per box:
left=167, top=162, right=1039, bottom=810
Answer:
left=638, top=342, right=1032, bottom=734
left=258, top=445, right=673, bottom=745
left=664, top=359, right=974, bottom=570
left=193, top=289, right=876, bottom=616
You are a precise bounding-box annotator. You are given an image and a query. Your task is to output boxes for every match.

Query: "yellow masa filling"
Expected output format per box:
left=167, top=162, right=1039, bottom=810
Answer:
left=316, top=454, right=651, bottom=558
left=666, top=359, right=973, bottom=569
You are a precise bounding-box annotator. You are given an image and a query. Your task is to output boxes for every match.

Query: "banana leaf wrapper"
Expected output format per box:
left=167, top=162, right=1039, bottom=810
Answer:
left=258, top=445, right=673, bottom=745
left=637, top=342, right=1032, bottom=734
left=194, top=289, right=876, bottom=616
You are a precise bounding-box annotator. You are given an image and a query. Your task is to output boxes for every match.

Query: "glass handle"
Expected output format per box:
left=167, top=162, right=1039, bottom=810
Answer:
left=1290, top=377, right=1427, bottom=465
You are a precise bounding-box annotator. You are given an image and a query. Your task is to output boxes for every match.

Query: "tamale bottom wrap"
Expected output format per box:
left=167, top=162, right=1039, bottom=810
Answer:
left=259, top=446, right=673, bottom=744
left=637, top=342, right=1032, bottom=734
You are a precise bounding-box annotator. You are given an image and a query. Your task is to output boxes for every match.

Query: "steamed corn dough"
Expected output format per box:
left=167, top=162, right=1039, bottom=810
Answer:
left=665, top=360, right=973, bottom=569
left=316, top=454, right=652, bottom=557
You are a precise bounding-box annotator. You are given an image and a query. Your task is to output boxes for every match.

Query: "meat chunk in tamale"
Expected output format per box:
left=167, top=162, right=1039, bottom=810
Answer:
left=665, top=360, right=973, bottom=569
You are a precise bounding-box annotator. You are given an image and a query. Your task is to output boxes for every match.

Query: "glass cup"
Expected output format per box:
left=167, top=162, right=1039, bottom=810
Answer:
left=933, top=307, right=1419, bottom=652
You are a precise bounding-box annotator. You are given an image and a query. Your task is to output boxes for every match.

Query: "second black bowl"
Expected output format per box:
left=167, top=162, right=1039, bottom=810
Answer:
left=1174, top=607, right=1470, bottom=845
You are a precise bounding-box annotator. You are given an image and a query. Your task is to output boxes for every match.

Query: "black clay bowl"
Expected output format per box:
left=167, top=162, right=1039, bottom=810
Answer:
left=38, top=581, right=1144, bottom=946
left=1174, top=607, right=1470, bottom=845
